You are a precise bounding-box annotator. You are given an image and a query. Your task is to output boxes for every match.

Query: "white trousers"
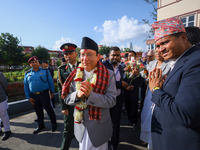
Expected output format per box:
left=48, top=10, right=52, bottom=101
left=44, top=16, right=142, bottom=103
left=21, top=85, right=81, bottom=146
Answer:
left=79, top=128, right=108, bottom=150
left=0, top=99, right=10, bottom=132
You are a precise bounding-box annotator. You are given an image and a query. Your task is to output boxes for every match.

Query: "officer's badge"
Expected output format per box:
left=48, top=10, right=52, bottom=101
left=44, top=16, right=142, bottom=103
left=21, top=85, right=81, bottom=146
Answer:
left=65, top=45, right=68, bottom=49
left=40, top=73, right=44, bottom=75
left=63, top=72, right=70, bottom=77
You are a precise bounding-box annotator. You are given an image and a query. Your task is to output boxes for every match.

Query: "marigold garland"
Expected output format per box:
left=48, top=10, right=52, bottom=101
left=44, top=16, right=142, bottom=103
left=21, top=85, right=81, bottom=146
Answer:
left=74, top=63, right=97, bottom=124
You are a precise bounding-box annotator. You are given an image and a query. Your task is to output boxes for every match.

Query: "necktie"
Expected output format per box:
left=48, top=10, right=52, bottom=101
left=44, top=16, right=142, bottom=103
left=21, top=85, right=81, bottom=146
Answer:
left=72, top=65, right=75, bottom=70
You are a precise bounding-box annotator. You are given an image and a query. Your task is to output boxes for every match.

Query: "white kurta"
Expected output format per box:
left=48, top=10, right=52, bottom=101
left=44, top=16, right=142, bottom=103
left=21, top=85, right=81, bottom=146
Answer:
left=78, top=70, right=108, bottom=150
left=79, top=128, right=108, bottom=150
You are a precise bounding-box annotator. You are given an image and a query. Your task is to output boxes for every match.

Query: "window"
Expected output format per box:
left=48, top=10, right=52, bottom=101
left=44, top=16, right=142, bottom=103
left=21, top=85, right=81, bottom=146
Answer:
left=148, top=45, right=151, bottom=50
left=181, top=14, right=195, bottom=27
left=151, top=44, right=155, bottom=50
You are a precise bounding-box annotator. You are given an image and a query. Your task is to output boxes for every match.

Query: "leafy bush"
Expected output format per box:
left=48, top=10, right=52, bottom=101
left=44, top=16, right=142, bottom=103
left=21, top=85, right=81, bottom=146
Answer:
left=22, top=67, right=30, bottom=72
left=13, top=76, right=18, bottom=82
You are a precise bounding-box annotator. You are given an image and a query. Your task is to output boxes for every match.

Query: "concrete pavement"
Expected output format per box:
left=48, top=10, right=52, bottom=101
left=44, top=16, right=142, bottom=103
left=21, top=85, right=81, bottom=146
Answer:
left=0, top=103, right=148, bottom=150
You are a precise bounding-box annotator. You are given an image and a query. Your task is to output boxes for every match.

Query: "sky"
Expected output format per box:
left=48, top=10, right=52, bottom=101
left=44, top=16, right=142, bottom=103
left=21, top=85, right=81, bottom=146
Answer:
left=0, top=0, right=156, bottom=52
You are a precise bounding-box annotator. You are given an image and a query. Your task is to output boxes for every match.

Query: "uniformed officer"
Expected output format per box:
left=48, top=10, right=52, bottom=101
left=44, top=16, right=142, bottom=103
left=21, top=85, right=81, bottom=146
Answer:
left=24, top=56, right=57, bottom=134
left=57, top=43, right=79, bottom=150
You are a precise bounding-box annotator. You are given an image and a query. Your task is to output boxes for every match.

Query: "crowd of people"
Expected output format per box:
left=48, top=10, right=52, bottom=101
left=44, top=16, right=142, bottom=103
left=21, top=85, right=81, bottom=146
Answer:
left=0, top=17, right=200, bottom=150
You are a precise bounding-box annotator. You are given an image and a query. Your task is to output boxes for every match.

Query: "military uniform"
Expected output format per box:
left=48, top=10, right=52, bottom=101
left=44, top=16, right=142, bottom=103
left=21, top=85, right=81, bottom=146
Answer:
left=24, top=64, right=57, bottom=133
left=57, top=62, right=79, bottom=150
left=58, top=43, right=79, bottom=150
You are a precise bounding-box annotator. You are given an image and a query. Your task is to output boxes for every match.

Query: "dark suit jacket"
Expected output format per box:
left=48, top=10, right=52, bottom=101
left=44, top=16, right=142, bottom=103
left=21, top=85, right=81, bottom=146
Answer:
left=151, top=45, right=200, bottom=150
left=102, top=60, right=124, bottom=90
left=47, top=67, right=54, bottom=79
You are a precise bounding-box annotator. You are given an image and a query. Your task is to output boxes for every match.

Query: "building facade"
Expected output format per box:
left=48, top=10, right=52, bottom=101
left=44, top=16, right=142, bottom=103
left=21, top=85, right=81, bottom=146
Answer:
left=157, top=0, right=200, bottom=27
left=147, top=0, right=200, bottom=50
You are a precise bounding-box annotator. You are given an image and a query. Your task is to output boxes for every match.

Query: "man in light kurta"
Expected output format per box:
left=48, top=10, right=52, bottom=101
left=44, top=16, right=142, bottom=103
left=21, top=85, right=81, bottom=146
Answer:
left=62, top=37, right=116, bottom=150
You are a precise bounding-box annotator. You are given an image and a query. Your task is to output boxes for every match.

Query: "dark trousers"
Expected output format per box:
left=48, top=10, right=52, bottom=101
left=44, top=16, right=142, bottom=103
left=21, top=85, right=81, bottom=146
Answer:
left=31, top=91, right=56, bottom=127
left=124, top=90, right=139, bottom=124
left=61, top=106, right=74, bottom=150
left=110, top=94, right=123, bottom=147
left=140, top=83, right=147, bottom=116
left=51, top=96, right=55, bottom=107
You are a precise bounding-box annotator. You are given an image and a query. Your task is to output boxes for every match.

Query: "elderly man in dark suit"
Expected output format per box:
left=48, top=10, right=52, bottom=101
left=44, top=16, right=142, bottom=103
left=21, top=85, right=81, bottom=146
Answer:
left=149, top=17, right=200, bottom=150
left=103, top=46, right=128, bottom=150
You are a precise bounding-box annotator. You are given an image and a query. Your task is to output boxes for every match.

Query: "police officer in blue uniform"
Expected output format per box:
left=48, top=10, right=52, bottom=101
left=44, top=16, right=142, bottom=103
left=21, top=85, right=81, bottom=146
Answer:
left=24, top=56, right=57, bottom=134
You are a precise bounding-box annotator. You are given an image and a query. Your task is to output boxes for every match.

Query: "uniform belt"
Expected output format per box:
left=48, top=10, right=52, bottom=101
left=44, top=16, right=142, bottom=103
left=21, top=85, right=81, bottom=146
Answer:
left=32, top=89, right=49, bottom=95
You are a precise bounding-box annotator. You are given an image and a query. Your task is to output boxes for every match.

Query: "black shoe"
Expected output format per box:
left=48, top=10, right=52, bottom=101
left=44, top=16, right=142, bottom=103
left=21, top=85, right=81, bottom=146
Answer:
left=0, top=130, right=2, bottom=134
left=51, top=123, right=57, bottom=132
left=33, top=125, right=45, bottom=134
left=2, top=131, right=11, bottom=140
left=34, top=119, right=38, bottom=122
left=111, top=145, right=118, bottom=150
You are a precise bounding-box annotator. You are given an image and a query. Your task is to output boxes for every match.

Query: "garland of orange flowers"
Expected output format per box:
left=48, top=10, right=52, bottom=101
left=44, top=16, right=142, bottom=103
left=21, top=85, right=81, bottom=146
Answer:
left=73, top=63, right=97, bottom=124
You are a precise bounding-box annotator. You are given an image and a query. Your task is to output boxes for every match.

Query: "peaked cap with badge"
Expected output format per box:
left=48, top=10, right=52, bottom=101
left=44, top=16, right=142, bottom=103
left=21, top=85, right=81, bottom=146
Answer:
left=81, top=37, right=98, bottom=53
left=60, top=43, right=77, bottom=53
left=28, top=56, right=38, bottom=63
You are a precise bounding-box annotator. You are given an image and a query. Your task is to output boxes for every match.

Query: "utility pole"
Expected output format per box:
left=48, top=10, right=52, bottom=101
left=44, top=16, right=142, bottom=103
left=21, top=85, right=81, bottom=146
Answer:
left=20, top=37, right=22, bottom=46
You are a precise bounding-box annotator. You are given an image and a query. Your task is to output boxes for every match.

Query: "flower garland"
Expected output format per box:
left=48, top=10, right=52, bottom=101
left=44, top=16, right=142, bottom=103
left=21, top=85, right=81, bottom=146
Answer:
left=125, top=58, right=148, bottom=85
left=73, top=63, right=97, bottom=124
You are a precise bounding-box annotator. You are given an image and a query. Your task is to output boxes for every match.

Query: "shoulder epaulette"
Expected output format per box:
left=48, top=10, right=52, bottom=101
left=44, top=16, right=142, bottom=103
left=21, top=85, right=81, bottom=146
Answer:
left=25, top=70, right=31, bottom=74
left=58, top=64, right=67, bottom=69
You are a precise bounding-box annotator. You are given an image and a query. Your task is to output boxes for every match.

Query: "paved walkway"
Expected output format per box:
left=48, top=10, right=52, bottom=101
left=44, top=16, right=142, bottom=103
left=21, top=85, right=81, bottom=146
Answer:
left=0, top=103, right=148, bottom=150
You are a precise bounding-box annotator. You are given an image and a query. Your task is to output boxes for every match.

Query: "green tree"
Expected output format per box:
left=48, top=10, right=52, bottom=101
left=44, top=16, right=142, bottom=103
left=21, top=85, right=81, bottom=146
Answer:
left=0, top=32, right=25, bottom=67
left=144, top=0, right=157, bottom=21
left=99, top=45, right=111, bottom=55
left=123, top=48, right=130, bottom=52
left=31, top=45, right=50, bottom=61
left=141, top=0, right=157, bottom=40
left=56, top=59, right=61, bottom=67
left=23, top=53, right=32, bottom=65
left=76, top=47, right=81, bottom=56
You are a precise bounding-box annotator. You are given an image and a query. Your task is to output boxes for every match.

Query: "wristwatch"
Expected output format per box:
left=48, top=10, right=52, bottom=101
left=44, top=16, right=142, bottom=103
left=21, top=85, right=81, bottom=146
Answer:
left=152, top=87, right=160, bottom=93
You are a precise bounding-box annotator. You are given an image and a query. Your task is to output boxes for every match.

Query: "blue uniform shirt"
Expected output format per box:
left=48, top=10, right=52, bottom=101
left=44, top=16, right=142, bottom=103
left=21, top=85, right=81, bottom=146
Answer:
left=24, top=67, right=55, bottom=99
